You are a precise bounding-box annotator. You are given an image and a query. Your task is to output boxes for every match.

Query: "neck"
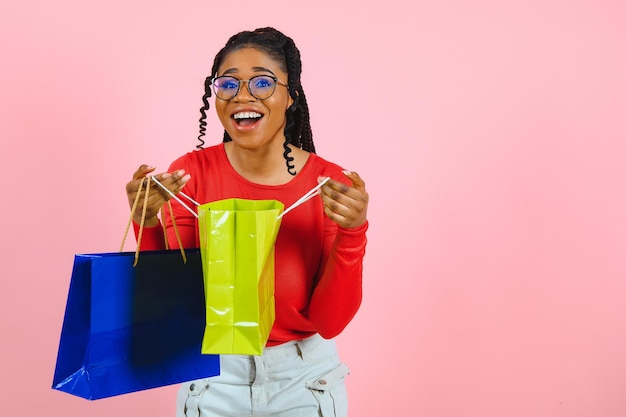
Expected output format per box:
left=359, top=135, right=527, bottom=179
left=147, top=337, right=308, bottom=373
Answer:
left=224, top=141, right=294, bottom=185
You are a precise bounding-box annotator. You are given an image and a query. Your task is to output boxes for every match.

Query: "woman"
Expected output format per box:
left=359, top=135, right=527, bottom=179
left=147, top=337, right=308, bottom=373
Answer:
left=126, top=27, right=368, bottom=417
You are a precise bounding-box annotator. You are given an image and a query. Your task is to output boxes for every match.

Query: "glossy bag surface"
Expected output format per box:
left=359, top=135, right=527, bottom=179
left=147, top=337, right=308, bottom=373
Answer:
left=52, top=249, right=220, bottom=400
left=198, top=199, right=283, bottom=355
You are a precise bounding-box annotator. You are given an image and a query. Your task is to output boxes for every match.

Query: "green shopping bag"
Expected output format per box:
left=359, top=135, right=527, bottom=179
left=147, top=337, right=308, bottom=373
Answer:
left=198, top=198, right=284, bottom=355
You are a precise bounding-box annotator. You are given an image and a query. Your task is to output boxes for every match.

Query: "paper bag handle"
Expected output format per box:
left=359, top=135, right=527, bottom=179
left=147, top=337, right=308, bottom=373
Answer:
left=120, top=176, right=188, bottom=266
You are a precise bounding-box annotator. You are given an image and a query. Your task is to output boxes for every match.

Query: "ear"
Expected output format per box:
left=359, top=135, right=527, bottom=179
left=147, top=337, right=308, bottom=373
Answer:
left=287, top=89, right=298, bottom=109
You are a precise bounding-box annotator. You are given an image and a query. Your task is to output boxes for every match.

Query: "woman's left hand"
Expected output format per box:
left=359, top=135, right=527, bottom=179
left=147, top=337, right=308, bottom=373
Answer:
left=319, top=171, right=369, bottom=229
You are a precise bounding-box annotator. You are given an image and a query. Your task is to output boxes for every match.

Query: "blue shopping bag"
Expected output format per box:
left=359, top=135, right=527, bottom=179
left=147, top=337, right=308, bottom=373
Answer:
left=52, top=249, right=220, bottom=400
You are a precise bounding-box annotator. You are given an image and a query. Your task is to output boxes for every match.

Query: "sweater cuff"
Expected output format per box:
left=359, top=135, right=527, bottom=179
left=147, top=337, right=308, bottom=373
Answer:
left=338, top=220, right=368, bottom=236
left=335, top=220, right=368, bottom=247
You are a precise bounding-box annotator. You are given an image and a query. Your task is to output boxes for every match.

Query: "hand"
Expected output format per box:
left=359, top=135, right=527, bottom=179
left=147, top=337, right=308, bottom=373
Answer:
left=319, top=171, right=369, bottom=229
left=125, top=165, right=191, bottom=226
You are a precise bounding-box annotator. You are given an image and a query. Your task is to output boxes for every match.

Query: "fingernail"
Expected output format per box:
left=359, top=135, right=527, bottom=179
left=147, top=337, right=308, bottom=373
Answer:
left=182, top=174, right=191, bottom=183
left=161, top=173, right=172, bottom=179
left=342, top=170, right=352, bottom=176
left=317, top=176, right=326, bottom=183
left=146, top=165, right=155, bottom=170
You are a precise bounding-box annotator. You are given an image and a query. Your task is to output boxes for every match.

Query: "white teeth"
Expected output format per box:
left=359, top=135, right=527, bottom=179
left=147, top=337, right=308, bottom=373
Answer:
left=233, top=111, right=262, bottom=120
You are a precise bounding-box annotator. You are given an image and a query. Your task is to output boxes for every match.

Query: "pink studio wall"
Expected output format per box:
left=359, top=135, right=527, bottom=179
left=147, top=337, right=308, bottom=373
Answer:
left=1, top=1, right=625, bottom=416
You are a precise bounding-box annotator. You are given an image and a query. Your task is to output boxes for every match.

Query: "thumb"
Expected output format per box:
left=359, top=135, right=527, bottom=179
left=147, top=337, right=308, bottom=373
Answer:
left=342, top=170, right=366, bottom=191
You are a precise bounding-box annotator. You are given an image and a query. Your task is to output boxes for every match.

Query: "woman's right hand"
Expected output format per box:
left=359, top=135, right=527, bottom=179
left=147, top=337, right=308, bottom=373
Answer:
left=125, top=165, right=191, bottom=227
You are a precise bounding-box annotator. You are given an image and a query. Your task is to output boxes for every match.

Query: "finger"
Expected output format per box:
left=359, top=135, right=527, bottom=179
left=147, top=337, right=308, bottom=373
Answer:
left=321, top=177, right=368, bottom=208
left=321, top=188, right=354, bottom=212
left=321, top=189, right=366, bottom=223
left=150, top=171, right=191, bottom=202
left=320, top=177, right=350, bottom=195
left=342, top=170, right=366, bottom=191
left=322, top=201, right=364, bottom=229
left=320, top=183, right=368, bottom=229
left=321, top=191, right=351, bottom=214
left=126, top=175, right=148, bottom=194
left=132, top=164, right=156, bottom=180
left=156, top=169, right=191, bottom=191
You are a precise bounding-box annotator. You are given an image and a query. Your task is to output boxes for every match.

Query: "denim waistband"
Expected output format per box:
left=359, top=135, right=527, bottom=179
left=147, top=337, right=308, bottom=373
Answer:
left=259, top=334, right=337, bottom=364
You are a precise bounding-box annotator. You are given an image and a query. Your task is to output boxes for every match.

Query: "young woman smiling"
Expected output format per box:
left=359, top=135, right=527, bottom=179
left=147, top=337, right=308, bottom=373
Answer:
left=125, top=27, right=369, bottom=417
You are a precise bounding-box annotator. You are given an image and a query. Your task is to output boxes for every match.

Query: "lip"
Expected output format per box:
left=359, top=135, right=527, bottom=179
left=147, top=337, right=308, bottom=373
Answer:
left=230, top=108, right=265, bottom=131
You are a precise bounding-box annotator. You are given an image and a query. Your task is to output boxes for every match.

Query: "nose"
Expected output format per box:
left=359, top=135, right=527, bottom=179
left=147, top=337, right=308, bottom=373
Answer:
left=233, top=80, right=255, bottom=102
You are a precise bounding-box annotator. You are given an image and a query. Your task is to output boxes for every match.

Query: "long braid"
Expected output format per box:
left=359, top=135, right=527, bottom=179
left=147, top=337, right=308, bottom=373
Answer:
left=196, top=27, right=315, bottom=174
left=294, top=87, right=315, bottom=153
left=197, top=47, right=234, bottom=148
left=196, top=77, right=212, bottom=149
left=282, top=38, right=301, bottom=175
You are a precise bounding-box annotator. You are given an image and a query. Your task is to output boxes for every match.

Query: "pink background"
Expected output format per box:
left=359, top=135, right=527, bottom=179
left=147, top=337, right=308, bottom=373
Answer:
left=2, top=0, right=625, bottom=416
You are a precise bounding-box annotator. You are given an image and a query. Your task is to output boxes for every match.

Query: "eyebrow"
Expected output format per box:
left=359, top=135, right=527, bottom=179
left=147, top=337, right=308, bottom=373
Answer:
left=220, top=66, right=277, bottom=76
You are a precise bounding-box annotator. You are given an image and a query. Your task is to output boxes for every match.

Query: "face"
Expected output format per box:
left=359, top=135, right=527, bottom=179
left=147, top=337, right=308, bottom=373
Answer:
left=214, top=47, right=293, bottom=152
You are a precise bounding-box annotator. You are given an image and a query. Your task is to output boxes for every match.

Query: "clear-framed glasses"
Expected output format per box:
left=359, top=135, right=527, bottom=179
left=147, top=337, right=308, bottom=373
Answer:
left=212, top=75, right=288, bottom=101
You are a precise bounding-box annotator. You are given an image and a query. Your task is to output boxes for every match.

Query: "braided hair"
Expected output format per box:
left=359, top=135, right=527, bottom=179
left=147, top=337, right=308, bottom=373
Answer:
left=197, top=27, right=315, bottom=176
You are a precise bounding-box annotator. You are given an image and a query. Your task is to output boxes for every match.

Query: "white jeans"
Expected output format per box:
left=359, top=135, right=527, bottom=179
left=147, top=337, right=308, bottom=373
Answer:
left=176, top=334, right=349, bottom=417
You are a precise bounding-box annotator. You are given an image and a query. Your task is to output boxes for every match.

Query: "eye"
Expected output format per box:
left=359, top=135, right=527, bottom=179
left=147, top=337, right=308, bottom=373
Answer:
left=251, top=76, right=274, bottom=89
left=217, top=77, right=239, bottom=90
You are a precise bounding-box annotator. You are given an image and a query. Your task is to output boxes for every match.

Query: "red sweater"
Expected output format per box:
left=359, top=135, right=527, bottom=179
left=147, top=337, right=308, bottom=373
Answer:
left=135, top=144, right=367, bottom=345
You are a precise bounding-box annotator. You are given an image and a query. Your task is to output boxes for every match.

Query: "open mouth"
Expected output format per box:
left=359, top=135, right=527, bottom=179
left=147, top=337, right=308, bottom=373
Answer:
left=233, top=111, right=263, bottom=127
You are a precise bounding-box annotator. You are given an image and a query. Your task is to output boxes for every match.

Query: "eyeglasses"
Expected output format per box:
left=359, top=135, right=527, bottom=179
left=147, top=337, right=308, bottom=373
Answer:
left=212, top=75, right=288, bottom=101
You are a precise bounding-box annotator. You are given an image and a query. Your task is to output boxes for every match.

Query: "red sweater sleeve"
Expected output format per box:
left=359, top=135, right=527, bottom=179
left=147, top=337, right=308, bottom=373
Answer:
left=132, top=215, right=198, bottom=251
left=307, top=220, right=368, bottom=339
left=132, top=221, right=166, bottom=250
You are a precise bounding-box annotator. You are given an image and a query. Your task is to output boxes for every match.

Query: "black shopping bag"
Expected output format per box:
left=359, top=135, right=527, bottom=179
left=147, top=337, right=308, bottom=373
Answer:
left=52, top=249, right=220, bottom=400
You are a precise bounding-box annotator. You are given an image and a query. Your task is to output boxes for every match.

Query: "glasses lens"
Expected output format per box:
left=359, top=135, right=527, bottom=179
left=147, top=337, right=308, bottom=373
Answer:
left=213, top=77, right=239, bottom=100
left=249, top=75, right=276, bottom=99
